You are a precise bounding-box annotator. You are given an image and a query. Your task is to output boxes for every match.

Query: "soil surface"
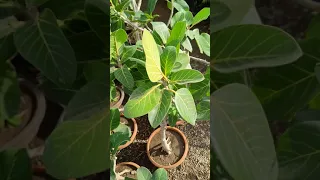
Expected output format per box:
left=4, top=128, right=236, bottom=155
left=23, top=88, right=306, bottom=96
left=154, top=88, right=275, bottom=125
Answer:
left=117, top=116, right=210, bottom=180
left=149, top=129, right=185, bottom=166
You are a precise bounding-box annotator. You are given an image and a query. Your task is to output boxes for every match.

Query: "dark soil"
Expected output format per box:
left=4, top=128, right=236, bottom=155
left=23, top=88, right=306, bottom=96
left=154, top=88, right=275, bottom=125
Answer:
left=149, top=130, right=185, bottom=166
left=115, top=164, right=138, bottom=179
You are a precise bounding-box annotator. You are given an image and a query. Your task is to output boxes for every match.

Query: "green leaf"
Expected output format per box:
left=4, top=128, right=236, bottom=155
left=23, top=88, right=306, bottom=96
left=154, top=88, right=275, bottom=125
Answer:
left=110, top=108, right=120, bottom=131
left=172, top=0, right=189, bottom=12
left=142, top=29, right=164, bottom=82
left=111, top=29, right=128, bottom=57
left=121, top=45, right=137, bottom=62
left=171, top=11, right=193, bottom=27
left=0, top=149, right=32, bottom=180
left=181, top=37, right=192, bottom=52
left=195, top=33, right=210, bottom=56
left=212, top=24, right=302, bottom=73
left=40, top=0, right=85, bottom=19
left=110, top=131, right=130, bottom=154
left=124, top=84, right=162, bottom=118
left=14, top=9, right=77, bottom=87
left=115, top=0, right=130, bottom=11
left=114, top=66, right=134, bottom=89
left=147, top=0, right=158, bottom=14
left=172, top=53, right=190, bottom=72
left=113, top=123, right=132, bottom=137
left=43, top=110, right=109, bottom=179
left=211, top=0, right=253, bottom=32
left=152, top=168, right=168, bottom=180
left=307, top=14, right=320, bottom=39
left=253, top=39, right=320, bottom=121
left=212, top=83, right=278, bottom=180
left=295, top=110, right=320, bottom=123
left=160, top=46, right=176, bottom=76
left=316, top=64, right=320, bottom=84
left=170, top=69, right=204, bottom=84
left=148, top=90, right=172, bottom=128
left=197, top=99, right=210, bottom=120
left=68, top=31, right=107, bottom=62
left=168, top=108, right=178, bottom=127
left=137, top=167, right=152, bottom=180
left=85, top=0, right=109, bottom=43
left=190, top=72, right=209, bottom=101
left=83, top=62, right=108, bottom=81
left=0, top=64, right=20, bottom=122
left=151, top=22, right=170, bottom=44
left=64, top=81, right=108, bottom=121
left=277, top=121, right=320, bottom=180
left=192, top=7, right=210, bottom=26
left=175, top=88, right=197, bottom=125
left=211, top=1, right=231, bottom=26
left=167, top=21, right=186, bottom=44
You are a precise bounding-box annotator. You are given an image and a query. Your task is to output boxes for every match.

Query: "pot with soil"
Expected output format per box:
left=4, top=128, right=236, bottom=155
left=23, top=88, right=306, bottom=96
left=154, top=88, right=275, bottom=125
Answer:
left=118, top=114, right=138, bottom=150
left=115, top=162, right=140, bottom=180
left=111, top=86, right=125, bottom=109
left=146, top=126, right=189, bottom=169
left=0, top=79, right=46, bottom=151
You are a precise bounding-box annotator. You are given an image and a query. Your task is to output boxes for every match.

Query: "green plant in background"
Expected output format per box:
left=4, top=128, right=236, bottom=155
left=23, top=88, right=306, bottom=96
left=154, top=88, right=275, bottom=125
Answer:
left=110, top=0, right=210, bottom=155
left=1, top=0, right=110, bottom=179
left=211, top=0, right=320, bottom=180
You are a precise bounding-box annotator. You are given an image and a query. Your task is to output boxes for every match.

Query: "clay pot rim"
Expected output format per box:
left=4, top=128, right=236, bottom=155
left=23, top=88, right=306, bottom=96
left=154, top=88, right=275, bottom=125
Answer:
left=118, top=114, right=138, bottom=150
left=146, top=126, right=189, bottom=169
left=110, top=86, right=125, bottom=109
left=116, top=162, right=140, bottom=170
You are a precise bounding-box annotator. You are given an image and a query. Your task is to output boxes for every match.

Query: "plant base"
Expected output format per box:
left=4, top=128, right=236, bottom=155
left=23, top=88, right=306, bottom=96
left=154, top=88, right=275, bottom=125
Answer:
left=115, top=162, right=140, bottom=179
left=147, top=126, right=188, bottom=169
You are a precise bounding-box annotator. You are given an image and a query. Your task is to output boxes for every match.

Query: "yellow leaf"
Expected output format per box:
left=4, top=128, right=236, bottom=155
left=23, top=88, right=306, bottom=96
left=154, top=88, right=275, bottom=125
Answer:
left=142, top=29, right=163, bottom=82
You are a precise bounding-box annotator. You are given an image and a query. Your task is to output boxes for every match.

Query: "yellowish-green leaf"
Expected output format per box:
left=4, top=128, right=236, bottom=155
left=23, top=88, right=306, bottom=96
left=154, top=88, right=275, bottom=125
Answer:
left=142, top=29, right=163, bottom=82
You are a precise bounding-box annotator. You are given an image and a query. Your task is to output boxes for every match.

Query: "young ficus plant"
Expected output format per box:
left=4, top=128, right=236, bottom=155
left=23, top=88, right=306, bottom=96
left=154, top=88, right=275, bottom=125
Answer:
left=124, top=29, right=204, bottom=154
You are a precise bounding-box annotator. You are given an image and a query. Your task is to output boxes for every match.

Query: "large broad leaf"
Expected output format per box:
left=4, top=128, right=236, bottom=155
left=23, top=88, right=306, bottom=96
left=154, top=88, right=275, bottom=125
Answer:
left=0, top=149, right=32, bottom=180
left=83, top=62, right=108, bottom=81
left=172, top=53, right=190, bottom=72
left=124, top=84, right=162, bottom=118
left=252, top=39, right=320, bottom=121
left=26, top=0, right=49, bottom=6
left=306, top=14, right=320, bottom=39
left=175, top=88, right=197, bottom=125
left=277, top=121, right=320, bottom=180
left=110, top=131, right=130, bottom=155
left=142, top=29, right=164, bottom=82
left=114, top=65, right=134, bottom=89
left=151, top=22, right=170, bottom=44
left=137, top=167, right=152, bottom=180
left=148, top=90, right=172, bottom=128
left=197, top=98, right=210, bottom=120
left=110, top=108, right=120, bottom=131
left=0, top=2, right=17, bottom=19
left=211, top=0, right=253, bottom=32
left=68, top=31, right=107, bottom=62
left=160, top=46, right=176, bottom=76
left=0, top=63, right=20, bottom=123
left=212, top=24, right=302, bottom=73
left=190, top=69, right=210, bottom=100
left=40, top=0, right=85, bottom=19
left=170, top=69, right=204, bottom=84
left=85, top=0, right=109, bottom=43
left=152, top=168, right=168, bottom=180
left=146, top=0, right=158, bottom=14
left=211, top=83, right=278, bottom=180
left=14, top=9, right=77, bottom=87
left=192, top=7, right=210, bottom=27
left=167, top=21, right=186, bottom=44
left=64, top=80, right=108, bottom=121
left=43, top=110, right=109, bottom=179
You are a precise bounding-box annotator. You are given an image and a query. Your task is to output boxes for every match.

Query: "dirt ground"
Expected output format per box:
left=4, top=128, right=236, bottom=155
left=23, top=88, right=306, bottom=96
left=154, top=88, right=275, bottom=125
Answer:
left=117, top=116, right=210, bottom=180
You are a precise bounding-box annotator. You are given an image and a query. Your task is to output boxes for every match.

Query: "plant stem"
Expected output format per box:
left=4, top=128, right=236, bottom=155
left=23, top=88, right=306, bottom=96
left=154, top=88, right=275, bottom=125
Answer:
left=160, top=119, right=172, bottom=154
left=190, top=56, right=210, bottom=66
left=167, top=0, right=174, bottom=27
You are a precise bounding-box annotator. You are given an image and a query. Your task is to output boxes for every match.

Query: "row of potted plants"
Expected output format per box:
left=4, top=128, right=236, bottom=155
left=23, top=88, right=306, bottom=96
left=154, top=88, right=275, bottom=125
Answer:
left=109, top=0, right=210, bottom=179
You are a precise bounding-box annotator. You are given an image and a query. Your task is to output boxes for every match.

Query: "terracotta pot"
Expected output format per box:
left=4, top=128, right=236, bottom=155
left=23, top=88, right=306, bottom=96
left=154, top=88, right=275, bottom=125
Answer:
left=116, top=162, right=140, bottom=169
left=0, top=79, right=46, bottom=151
left=146, top=126, right=189, bottom=169
left=110, top=87, right=125, bottom=109
left=118, top=115, right=138, bottom=150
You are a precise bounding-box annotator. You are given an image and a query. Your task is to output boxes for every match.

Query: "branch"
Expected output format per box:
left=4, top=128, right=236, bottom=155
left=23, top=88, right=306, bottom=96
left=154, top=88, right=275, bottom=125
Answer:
left=190, top=56, right=210, bottom=66
left=167, top=0, right=174, bottom=26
